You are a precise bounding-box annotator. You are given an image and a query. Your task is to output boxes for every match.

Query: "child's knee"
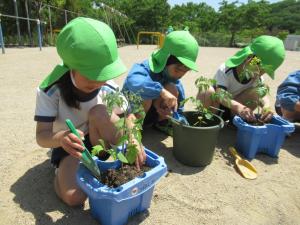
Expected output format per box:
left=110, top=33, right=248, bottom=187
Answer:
left=89, top=104, right=109, bottom=122
left=143, top=99, right=153, bottom=113
left=61, top=190, right=86, bottom=207
left=281, top=108, right=299, bottom=122
left=89, top=104, right=121, bottom=126
left=164, top=83, right=179, bottom=97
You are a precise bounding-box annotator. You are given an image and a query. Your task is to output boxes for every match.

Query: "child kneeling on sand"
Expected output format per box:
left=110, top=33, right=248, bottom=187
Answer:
left=197, top=35, right=285, bottom=123
left=122, top=30, right=199, bottom=136
left=34, top=17, right=146, bottom=206
left=276, top=70, right=300, bottom=122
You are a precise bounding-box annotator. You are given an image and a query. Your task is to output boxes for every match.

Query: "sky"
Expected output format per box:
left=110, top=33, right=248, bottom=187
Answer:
left=168, top=0, right=281, bottom=10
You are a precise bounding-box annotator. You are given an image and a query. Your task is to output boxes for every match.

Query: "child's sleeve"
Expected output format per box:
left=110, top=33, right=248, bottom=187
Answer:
left=123, top=64, right=163, bottom=100
left=34, top=87, right=58, bottom=122
left=214, top=67, right=229, bottom=90
left=277, top=72, right=300, bottom=112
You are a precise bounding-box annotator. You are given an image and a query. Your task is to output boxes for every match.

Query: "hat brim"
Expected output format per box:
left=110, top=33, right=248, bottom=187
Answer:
left=262, top=64, right=275, bottom=79
left=177, top=56, right=198, bottom=72
left=78, top=56, right=127, bottom=82
left=225, top=46, right=253, bottom=68
left=149, top=48, right=199, bottom=73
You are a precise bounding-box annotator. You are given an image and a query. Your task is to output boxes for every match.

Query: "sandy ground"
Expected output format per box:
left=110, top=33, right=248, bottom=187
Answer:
left=0, top=45, right=299, bottom=225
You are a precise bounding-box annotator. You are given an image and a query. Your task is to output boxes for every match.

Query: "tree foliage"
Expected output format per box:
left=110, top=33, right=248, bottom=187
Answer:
left=0, top=0, right=299, bottom=47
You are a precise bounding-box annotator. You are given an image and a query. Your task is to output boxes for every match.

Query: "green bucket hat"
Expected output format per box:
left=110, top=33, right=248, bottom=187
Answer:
left=40, top=17, right=126, bottom=89
left=225, top=35, right=285, bottom=79
left=149, top=30, right=199, bottom=73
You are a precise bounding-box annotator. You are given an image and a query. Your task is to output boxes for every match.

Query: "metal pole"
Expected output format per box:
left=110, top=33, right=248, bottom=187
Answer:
left=115, top=16, right=125, bottom=44
left=64, top=10, right=68, bottom=25
left=37, top=19, right=42, bottom=51
left=101, top=4, right=110, bottom=27
left=25, top=0, right=32, bottom=46
left=48, top=6, right=53, bottom=45
left=129, top=24, right=137, bottom=46
left=122, top=20, right=132, bottom=44
left=0, top=15, right=5, bottom=54
left=13, top=0, right=21, bottom=46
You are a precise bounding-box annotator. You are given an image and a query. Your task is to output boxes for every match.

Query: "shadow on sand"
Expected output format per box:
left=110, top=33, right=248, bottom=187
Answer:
left=10, top=150, right=149, bottom=225
left=142, top=127, right=206, bottom=175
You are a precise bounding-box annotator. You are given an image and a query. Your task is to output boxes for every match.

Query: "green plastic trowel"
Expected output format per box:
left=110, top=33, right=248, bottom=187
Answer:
left=65, top=119, right=101, bottom=179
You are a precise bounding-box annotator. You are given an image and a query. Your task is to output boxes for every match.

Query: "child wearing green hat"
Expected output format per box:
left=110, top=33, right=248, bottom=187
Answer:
left=197, top=35, right=285, bottom=123
left=122, top=30, right=199, bottom=135
left=34, top=17, right=146, bottom=206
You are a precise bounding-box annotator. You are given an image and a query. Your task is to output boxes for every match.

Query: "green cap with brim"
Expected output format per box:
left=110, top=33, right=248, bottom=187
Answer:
left=149, top=30, right=199, bottom=73
left=40, top=17, right=127, bottom=89
left=225, top=35, right=285, bottom=79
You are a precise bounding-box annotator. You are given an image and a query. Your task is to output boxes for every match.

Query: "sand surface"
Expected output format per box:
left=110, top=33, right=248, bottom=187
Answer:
left=0, top=45, right=299, bottom=225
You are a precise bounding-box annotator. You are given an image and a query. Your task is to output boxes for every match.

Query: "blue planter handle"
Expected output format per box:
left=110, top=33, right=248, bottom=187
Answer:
left=271, top=115, right=295, bottom=134
left=233, top=116, right=268, bottom=134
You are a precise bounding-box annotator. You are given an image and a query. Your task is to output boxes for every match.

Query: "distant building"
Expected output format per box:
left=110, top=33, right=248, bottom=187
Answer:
left=284, top=35, right=300, bottom=51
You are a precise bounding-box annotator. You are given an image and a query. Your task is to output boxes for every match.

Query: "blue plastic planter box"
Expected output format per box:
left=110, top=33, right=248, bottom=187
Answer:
left=76, top=148, right=167, bottom=225
left=233, top=115, right=295, bottom=160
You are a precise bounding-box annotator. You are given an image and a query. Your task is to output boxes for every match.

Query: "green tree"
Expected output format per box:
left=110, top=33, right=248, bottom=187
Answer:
left=101, top=0, right=170, bottom=32
left=169, top=2, right=217, bottom=33
left=218, top=0, right=270, bottom=47
left=218, top=0, right=243, bottom=47
left=267, top=0, right=300, bottom=33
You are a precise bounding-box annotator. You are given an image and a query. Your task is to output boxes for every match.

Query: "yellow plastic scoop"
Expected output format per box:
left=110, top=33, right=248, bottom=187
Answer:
left=229, top=147, right=257, bottom=180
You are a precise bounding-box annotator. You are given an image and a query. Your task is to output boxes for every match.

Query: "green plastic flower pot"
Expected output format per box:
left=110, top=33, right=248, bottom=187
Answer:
left=172, top=111, right=224, bottom=167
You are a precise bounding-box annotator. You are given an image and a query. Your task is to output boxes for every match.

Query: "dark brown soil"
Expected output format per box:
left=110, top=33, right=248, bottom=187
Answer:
left=100, top=164, right=152, bottom=188
left=185, top=112, right=221, bottom=127
left=248, top=120, right=265, bottom=126
left=247, top=116, right=270, bottom=126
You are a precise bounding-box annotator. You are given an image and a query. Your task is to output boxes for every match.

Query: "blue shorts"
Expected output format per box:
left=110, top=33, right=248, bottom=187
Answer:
left=50, top=134, right=108, bottom=168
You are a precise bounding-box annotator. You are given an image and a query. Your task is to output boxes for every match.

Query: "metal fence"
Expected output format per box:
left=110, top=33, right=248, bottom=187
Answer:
left=0, top=0, right=136, bottom=54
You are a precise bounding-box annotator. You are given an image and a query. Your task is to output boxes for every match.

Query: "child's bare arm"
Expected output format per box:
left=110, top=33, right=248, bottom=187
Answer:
left=36, top=122, right=84, bottom=158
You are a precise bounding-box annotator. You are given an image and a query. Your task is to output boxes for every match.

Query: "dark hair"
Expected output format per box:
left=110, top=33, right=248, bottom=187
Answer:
left=166, top=55, right=182, bottom=66
left=57, top=72, right=80, bottom=109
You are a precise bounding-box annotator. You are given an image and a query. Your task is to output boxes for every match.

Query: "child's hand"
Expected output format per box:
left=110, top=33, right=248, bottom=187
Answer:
left=60, top=130, right=85, bottom=159
left=156, top=106, right=172, bottom=119
left=238, top=106, right=256, bottom=122
left=153, top=98, right=172, bottom=119
left=260, top=107, right=273, bottom=122
left=160, top=89, right=178, bottom=112
left=132, top=139, right=146, bottom=171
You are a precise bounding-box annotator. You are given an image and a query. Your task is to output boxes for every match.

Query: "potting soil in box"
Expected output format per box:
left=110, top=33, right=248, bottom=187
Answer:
left=233, top=115, right=295, bottom=159
left=76, top=148, right=167, bottom=225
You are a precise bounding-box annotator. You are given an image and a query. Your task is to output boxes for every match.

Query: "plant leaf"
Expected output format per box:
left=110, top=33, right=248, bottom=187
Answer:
left=117, top=134, right=128, bottom=146
left=115, top=118, right=125, bottom=130
left=204, top=112, right=213, bottom=120
left=91, top=145, right=104, bottom=156
left=117, top=151, right=128, bottom=163
left=133, top=130, right=142, bottom=144
left=107, top=149, right=117, bottom=160
left=125, top=144, right=139, bottom=164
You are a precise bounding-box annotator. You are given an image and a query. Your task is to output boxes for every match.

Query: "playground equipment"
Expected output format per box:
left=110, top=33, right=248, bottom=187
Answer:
left=0, top=13, right=45, bottom=54
left=137, top=31, right=165, bottom=49
left=0, top=1, right=136, bottom=54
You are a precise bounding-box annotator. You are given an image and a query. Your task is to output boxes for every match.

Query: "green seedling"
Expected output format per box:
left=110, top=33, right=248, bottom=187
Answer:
left=239, top=56, right=262, bottom=82
left=183, top=76, right=232, bottom=126
left=245, top=79, right=270, bottom=124
left=92, top=90, right=145, bottom=165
